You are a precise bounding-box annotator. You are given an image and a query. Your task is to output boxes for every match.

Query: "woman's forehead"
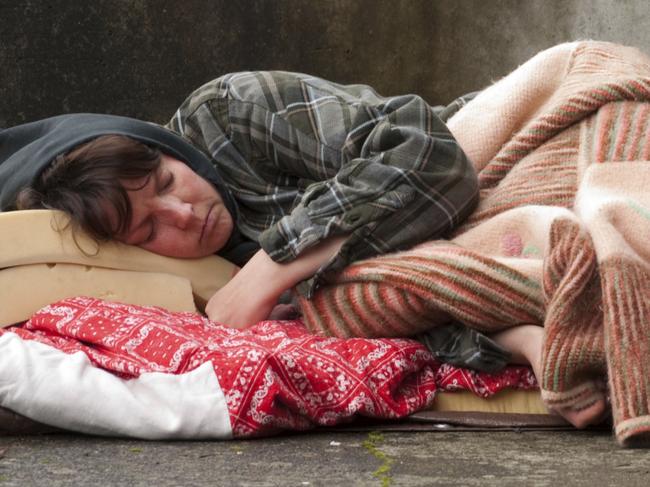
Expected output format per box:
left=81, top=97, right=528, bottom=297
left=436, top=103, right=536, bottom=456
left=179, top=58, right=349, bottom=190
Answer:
left=120, top=166, right=159, bottom=192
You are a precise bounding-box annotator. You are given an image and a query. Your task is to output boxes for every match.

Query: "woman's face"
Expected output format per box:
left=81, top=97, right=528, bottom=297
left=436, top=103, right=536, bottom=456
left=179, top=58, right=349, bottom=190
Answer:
left=114, top=154, right=234, bottom=258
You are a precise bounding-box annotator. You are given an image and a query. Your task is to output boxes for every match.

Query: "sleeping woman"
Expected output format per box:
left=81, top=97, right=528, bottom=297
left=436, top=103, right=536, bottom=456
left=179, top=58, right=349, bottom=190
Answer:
left=0, top=71, right=605, bottom=428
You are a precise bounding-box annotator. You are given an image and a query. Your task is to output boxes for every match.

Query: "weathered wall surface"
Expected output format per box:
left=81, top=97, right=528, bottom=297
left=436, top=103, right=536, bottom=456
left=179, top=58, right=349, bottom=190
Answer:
left=1, top=0, right=649, bottom=127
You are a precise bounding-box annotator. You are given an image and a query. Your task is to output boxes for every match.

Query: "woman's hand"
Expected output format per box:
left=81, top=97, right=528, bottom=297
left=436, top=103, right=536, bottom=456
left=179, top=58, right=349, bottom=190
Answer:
left=204, top=255, right=281, bottom=328
left=205, top=236, right=347, bottom=328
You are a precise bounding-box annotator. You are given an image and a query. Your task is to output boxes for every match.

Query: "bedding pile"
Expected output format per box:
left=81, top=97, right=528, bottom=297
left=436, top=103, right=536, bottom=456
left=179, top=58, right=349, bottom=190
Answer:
left=299, top=41, right=650, bottom=446
left=0, top=297, right=535, bottom=438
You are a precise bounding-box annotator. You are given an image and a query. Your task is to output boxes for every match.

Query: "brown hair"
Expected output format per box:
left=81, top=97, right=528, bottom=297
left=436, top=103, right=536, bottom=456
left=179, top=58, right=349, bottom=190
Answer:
left=16, top=135, right=161, bottom=241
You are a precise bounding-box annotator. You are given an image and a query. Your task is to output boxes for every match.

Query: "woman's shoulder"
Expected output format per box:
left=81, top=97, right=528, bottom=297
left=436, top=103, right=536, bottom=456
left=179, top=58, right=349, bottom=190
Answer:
left=186, top=71, right=310, bottom=107
left=184, top=71, right=385, bottom=114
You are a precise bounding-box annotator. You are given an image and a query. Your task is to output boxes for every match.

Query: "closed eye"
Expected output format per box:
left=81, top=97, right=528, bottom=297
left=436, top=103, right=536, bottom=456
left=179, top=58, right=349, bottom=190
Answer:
left=140, top=219, right=157, bottom=245
left=160, top=172, right=175, bottom=193
left=134, top=170, right=173, bottom=246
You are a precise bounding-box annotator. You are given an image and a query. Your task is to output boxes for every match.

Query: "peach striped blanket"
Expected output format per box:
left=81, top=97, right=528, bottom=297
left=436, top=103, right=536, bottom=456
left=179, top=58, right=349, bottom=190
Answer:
left=298, top=41, right=650, bottom=446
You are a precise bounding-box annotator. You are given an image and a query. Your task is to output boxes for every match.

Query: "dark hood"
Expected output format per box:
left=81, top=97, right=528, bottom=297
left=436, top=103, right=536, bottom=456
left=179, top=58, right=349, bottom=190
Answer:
left=0, top=113, right=237, bottom=215
left=0, top=113, right=255, bottom=263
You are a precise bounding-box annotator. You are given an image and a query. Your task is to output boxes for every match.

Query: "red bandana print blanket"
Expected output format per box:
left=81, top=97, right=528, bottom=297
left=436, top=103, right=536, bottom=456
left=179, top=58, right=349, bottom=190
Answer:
left=1, top=297, right=537, bottom=438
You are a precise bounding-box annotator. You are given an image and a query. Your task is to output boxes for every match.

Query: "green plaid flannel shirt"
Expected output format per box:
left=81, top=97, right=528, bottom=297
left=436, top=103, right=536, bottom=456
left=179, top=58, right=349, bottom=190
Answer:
left=167, top=72, right=509, bottom=372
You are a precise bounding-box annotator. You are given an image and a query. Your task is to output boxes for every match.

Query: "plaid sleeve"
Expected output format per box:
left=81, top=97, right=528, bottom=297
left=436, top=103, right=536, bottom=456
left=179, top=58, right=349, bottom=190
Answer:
left=434, top=91, right=480, bottom=122
left=168, top=72, right=478, bottom=295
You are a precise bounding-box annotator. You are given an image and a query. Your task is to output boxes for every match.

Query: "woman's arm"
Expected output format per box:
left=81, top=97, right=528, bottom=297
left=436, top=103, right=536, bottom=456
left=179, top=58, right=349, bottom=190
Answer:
left=168, top=72, right=478, bottom=281
left=171, top=71, right=477, bottom=326
left=205, top=235, right=346, bottom=328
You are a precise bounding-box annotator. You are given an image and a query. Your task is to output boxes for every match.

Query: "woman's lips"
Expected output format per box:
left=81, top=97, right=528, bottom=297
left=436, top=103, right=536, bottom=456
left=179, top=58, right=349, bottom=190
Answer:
left=199, top=204, right=215, bottom=243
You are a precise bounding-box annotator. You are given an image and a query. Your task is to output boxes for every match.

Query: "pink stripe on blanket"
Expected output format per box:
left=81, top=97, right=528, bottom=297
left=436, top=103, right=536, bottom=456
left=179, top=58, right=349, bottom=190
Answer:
left=2, top=297, right=536, bottom=438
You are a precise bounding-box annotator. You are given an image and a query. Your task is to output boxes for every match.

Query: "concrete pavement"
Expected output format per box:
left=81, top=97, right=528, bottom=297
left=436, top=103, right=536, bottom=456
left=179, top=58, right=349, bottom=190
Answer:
left=0, top=430, right=649, bottom=486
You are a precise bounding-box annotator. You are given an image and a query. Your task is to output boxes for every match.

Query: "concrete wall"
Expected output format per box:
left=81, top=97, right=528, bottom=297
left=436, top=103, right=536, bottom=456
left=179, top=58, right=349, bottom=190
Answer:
left=1, top=0, right=649, bottom=127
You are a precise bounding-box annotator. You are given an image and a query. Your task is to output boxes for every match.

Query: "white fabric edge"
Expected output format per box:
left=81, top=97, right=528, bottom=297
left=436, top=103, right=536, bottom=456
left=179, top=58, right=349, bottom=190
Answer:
left=0, top=332, right=232, bottom=439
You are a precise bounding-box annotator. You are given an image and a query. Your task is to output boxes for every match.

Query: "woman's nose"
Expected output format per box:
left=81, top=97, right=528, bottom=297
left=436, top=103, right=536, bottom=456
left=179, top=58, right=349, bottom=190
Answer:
left=155, top=196, right=194, bottom=229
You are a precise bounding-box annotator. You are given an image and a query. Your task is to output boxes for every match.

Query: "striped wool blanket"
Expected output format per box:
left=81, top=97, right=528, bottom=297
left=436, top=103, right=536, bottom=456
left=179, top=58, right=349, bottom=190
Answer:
left=298, top=41, right=650, bottom=446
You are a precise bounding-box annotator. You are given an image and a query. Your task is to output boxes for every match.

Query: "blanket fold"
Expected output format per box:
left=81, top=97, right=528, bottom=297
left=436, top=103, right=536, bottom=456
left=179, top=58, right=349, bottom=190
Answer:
left=540, top=218, right=607, bottom=413
left=299, top=40, right=650, bottom=446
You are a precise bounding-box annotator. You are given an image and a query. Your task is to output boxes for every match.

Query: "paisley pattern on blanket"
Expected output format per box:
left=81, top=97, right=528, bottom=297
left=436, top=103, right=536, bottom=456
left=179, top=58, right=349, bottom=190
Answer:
left=2, top=297, right=536, bottom=438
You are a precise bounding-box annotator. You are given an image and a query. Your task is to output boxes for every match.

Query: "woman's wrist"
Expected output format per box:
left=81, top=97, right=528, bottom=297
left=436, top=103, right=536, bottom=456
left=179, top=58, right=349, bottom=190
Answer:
left=243, top=235, right=348, bottom=297
left=206, top=236, right=348, bottom=328
left=236, top=248, right=295, bottom=302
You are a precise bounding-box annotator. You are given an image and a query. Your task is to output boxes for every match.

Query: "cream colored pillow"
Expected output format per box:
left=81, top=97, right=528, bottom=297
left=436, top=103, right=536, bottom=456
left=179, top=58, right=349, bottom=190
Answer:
left=0, top=210, right=237, bottom=327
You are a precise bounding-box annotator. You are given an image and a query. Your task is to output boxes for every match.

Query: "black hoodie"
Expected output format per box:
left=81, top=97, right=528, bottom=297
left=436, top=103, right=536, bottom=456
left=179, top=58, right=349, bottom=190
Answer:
left=0, top=113, right=255, bottom=263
